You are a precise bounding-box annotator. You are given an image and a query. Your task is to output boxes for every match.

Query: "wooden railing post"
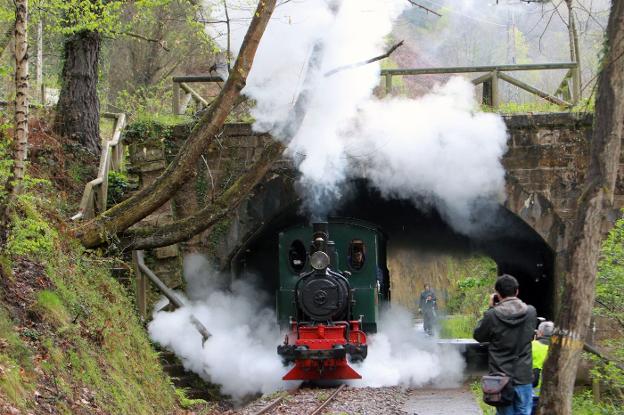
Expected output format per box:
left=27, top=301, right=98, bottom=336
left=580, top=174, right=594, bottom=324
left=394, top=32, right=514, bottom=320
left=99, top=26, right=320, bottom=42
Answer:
left=491, top=70, right=499, bottom=109
left=172, top=80, right=181, bottom=115
left=385, top=73, right=392, bottom=95
left=571, top=62, right=581, bottom=105
left=482, top=75, right=493, bottom=107
left=72, top=112, right=126, bottom=221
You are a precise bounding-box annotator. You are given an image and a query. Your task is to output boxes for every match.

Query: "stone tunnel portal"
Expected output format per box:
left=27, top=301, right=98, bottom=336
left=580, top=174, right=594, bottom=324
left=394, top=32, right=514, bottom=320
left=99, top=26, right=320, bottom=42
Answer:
left=234, top=181, right=555, bottom=319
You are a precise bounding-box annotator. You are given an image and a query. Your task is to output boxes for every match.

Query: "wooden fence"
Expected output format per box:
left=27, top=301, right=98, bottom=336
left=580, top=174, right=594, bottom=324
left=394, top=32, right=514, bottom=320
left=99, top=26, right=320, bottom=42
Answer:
left=172, top=62, right=579, bottom=113
left=71, top=112, right=126, bottom=221
left=381, top=62, right=580, bottom=108
left=172, top=75, right=223, bottom=115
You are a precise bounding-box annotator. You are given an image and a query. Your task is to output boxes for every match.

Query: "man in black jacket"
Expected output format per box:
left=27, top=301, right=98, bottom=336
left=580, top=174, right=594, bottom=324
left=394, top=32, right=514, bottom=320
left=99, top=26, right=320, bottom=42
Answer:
left=474, top=274, right=537, bottom=415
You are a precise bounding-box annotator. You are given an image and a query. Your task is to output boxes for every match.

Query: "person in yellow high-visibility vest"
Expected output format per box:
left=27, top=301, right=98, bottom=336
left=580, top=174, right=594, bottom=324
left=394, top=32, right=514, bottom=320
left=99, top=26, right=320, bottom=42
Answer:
left=531, top=321, right=554, bottom=415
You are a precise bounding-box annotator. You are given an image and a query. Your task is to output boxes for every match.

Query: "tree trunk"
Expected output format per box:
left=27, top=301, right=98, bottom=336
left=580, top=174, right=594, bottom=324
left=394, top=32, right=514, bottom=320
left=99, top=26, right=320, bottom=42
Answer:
left=54, top=30, right=101, bottom=154
left=565, top=0, right=581, bottom=102
left=537, top=1, right=624, bottom=414
left=35, top=19, right=42, bottom=101
left=1, top=0, right=28, bottom=232
left=74, top=0, right=276, bottom=248
left=121, top=140, right=284, bottom=250
left=11, top=0, right=29, bottom=195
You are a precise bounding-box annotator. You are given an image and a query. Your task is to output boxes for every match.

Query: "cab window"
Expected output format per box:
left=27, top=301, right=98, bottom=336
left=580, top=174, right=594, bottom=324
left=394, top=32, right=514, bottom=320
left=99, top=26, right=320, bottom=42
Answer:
left=348, top=240, right=366, bottom=271
left=288, top=240, right=307, bottom=273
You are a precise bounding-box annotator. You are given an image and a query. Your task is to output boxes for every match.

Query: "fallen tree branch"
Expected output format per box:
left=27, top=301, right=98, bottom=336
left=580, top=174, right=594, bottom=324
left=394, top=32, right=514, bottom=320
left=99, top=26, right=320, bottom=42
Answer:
left=74, top=0, right=276, bottom=248
left=406, top=0, right=442, bottom=17
left=324, top=40, right=404, bottom=77
left=120, top=141, right=284, bottom=250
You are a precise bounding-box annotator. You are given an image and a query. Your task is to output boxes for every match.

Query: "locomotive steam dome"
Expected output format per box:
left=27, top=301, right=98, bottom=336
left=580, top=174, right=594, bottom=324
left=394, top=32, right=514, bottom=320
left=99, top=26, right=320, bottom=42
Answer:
left=297, top=270, right=349, bottom=321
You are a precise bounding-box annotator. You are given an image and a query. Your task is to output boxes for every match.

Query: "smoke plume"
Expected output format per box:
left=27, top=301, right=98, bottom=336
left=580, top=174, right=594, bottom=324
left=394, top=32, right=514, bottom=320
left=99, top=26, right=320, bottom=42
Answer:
left=352, top=305, right=465, bottom=388
left=149, top=255, right=466, bottom=398
left=148, top=255, right=289, bottom=401
left=210, top=0, right=508, bottom=232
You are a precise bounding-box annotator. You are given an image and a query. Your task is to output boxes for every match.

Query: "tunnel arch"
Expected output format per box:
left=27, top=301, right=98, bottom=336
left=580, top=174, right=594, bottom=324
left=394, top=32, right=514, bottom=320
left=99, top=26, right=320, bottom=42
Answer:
left=221, top=178, right=556, bottom=319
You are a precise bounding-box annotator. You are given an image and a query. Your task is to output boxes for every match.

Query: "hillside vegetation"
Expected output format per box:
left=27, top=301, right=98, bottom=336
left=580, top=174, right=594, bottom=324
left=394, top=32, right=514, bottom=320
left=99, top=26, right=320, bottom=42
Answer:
left=0, top=115, right=209, bottom=414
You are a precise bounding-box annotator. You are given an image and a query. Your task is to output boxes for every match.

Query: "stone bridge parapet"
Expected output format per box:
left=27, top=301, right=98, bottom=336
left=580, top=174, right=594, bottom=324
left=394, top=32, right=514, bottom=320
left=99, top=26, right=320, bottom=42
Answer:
left=126, top=112, right=623, bottom=286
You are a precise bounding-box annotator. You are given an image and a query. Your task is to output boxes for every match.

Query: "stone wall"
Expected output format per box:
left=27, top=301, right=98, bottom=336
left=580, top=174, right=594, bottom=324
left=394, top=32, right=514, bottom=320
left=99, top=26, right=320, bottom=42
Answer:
left=501, top=112, right=624, bottom=272
left=126, top=112, right=624, bottom=281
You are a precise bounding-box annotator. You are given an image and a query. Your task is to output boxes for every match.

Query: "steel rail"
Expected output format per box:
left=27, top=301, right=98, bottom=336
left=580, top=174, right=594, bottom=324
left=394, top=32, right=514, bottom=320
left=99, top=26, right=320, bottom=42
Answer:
left=251, top=394, right=287, bottom=415
left=307, top=384, right=346, bottom=415
left=251, top=386, right=300, bottom=415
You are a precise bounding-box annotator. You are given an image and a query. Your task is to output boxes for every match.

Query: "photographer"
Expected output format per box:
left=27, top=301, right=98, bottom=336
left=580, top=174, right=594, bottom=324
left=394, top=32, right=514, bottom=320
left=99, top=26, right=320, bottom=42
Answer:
left=474, top=274, right=537, bottom=415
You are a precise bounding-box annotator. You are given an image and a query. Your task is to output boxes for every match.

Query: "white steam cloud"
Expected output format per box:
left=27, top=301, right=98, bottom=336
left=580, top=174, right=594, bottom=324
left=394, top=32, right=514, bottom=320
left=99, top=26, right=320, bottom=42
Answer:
left=149, top=256, right=465, bottom=398
left=210, top=0, right=508, bottom=232
left=148, top=255, right=287, bottom=400
left=353, top=305, right=465, bottom=388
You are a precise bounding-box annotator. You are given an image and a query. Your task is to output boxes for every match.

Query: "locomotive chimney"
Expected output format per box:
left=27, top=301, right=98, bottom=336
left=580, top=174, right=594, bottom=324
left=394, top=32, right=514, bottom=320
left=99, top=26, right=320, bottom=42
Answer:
left=312, top=222, right=329, bottom=253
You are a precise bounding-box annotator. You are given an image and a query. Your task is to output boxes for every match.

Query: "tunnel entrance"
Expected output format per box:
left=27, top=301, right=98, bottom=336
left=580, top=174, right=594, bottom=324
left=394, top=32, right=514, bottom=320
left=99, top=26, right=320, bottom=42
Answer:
left=234, top=180, right=555, bottom=319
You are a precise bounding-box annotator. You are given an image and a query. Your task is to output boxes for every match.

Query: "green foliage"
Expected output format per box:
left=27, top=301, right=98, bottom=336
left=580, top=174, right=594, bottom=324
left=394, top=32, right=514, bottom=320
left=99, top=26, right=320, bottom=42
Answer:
left=572, top=390, right=621, bottom=415
left=32, top=290, right=70, bottom=328
left=0, top=168, right=179, bottom=413
left=439, top=315, right=478, bottom=339
left=38, top=251, right=178, bottom=414
left=0, top=117, right=12, bottom=204
left=0, top=307, right=35, bottom=411
left=115, top=80, right=175, bottom=118
left=492, top=99, right=595, bottom=114
left=107, top=170, right=130, bottom=206
left=445, top=257, right=497, bottom=318
left=6, top=194, right=58, bottom=258
left=124, top=117, right=178, bottom=142
left=470, top=381, right=496, bottom=415
left=595, top=214, right=624, bottom=325
left=174, top=388, right=209, bottom=410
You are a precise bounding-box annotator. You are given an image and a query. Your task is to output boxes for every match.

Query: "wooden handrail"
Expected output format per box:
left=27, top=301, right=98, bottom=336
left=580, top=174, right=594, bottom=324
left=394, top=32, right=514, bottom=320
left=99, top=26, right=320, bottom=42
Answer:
left=72, top=112, right=126, bottom=221
left=172, top=76, right=222, bottom=115
left=381, top=62, right=577, bottom=76
left=132, top=250, right=211, bottom=342
left=382, top=62, right=580, bottom=107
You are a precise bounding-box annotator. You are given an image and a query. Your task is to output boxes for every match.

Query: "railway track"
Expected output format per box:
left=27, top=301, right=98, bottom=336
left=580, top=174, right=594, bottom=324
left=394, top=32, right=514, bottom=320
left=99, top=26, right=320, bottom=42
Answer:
left=251, top=384, right=346, bottom=415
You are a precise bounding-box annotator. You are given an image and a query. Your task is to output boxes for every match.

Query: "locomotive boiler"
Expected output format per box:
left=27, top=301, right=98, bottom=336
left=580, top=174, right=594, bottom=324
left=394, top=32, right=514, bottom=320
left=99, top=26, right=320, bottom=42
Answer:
left=277, top=220, right=390, bottom=380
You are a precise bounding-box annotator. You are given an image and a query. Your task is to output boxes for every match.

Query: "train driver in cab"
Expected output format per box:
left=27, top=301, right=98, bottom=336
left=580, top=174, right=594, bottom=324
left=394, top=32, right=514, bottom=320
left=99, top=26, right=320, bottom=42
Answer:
left=349, top=240, right=365, bottom=271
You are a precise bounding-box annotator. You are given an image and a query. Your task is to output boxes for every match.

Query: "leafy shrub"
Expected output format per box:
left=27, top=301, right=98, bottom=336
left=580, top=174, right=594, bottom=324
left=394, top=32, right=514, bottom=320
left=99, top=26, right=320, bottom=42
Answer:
left=107, top=171, right=130, bottom=206
left=6, top=196, right=58, bottom=257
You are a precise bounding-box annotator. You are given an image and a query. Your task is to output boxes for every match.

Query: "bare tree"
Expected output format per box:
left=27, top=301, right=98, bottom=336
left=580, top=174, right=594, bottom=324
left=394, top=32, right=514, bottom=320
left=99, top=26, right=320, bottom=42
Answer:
left=74, top=0, right=277, bottom=248
left=1, top=0, right=28, bottom=231
left=537, top=1, right=624, bottom=413
left=11, top=0, right=29, bottom=195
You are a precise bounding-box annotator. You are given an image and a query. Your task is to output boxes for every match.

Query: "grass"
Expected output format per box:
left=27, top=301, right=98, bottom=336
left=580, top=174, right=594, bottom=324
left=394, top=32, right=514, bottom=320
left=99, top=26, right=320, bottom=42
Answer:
left=470, top=381, right=496, bottom=415
left=0, top=177, right=181, bottom=414
left=32, top=290, right=70, bottom=328
left=439, top=315, right=479, bottom=339
left=486, top=97, right=595, bottom=115
left=0, top=307, right=36, bottom=411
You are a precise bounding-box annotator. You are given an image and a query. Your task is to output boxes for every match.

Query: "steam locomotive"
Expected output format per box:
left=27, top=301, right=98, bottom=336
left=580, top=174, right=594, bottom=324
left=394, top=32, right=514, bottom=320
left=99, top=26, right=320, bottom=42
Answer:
left=276, top=219, right=390, bottom=380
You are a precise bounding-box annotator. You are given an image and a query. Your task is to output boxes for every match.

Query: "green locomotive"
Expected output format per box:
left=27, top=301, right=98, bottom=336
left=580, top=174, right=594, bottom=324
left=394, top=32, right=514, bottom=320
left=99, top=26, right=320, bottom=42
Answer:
left=276, top=219, right=391, bottom=380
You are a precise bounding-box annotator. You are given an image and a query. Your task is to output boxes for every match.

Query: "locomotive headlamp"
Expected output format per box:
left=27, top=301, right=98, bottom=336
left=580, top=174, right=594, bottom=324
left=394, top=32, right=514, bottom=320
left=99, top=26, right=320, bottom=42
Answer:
left=310, top=251, right=330, bottom=270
